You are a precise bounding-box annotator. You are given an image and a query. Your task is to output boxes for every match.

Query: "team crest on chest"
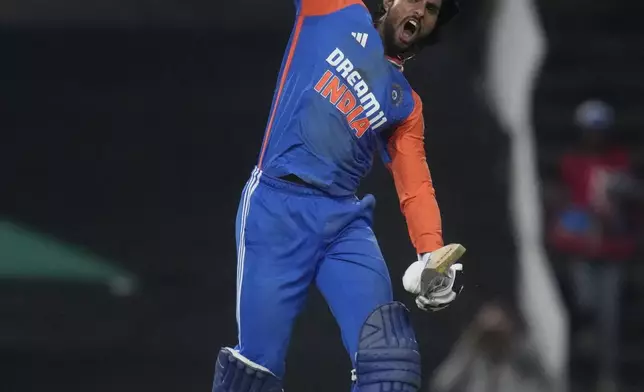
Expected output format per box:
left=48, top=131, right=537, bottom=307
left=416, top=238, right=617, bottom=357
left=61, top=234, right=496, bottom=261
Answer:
left=391, top=83, right=403, bottom=107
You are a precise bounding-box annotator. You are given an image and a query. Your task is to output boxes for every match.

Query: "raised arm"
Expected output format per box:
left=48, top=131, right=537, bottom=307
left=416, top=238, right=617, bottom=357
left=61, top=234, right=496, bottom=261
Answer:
left=386, top=91, right=444, bottom=255
left=294, top=0, right=366, bottom=16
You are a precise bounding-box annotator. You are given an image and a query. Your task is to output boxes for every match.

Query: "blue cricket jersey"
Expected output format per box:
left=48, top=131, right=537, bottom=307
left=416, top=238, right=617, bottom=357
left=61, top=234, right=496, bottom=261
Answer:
left=256, top=0, right=444, bottom=254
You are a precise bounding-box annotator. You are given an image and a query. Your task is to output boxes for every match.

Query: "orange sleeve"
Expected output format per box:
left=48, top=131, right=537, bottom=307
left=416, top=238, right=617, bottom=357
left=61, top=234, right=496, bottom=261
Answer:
left=298, top=0, right=366, bottom=16
left=387, top=91, right=444, bottom=254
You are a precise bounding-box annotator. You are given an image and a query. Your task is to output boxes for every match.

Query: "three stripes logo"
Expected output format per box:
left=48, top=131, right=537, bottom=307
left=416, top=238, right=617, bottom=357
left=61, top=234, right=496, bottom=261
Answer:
left=351, top=32, right=368, bottom=48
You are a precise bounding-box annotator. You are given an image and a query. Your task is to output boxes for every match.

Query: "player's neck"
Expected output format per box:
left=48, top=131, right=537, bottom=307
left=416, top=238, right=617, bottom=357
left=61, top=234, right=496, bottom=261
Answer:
left=376, top=26, right=405, bottom=70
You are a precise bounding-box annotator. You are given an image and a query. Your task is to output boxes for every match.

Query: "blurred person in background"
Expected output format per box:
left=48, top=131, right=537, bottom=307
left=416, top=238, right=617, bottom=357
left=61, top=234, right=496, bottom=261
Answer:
left=429, top=302, right=552, bottom=392
left=548, top=99, right=644, bottom=392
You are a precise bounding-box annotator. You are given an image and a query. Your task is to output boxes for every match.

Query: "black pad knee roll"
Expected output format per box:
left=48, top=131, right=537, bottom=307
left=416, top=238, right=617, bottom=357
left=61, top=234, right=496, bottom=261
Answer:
left=212, top=348, right=283, bottom=392
left=355, top=302, right=421, bottom=392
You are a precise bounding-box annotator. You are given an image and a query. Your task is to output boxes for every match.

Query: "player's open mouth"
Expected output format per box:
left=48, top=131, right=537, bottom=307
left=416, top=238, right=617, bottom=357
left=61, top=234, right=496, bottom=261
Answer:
left=400, top=18, right=420, bottom=44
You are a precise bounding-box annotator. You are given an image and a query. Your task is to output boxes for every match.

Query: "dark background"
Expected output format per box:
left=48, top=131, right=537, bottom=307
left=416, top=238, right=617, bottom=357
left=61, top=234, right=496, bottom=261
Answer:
left=533, top=1, right=644, bottom=389
left=1, top=1, right=517, bottom=390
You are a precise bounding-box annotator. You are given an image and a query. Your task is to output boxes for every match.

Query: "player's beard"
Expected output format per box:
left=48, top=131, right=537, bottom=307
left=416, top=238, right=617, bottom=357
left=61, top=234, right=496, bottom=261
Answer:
left=380, top=15, right=404, bottom=57
left=380, top=14, right=416, bottom=60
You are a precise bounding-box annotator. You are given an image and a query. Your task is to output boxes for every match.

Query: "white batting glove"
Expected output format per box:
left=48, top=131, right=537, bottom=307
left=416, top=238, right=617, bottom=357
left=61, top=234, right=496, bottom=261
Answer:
left=402, top=244, right=465, bottom=312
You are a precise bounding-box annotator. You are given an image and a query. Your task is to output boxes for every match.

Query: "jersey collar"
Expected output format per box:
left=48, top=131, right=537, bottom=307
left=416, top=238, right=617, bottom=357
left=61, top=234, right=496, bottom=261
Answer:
left=386, top=56, right=405, bottom=72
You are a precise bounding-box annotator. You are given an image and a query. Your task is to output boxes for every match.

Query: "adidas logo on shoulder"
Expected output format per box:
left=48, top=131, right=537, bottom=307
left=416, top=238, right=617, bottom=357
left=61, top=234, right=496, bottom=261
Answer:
left=351, top=32, right=368, bottom=48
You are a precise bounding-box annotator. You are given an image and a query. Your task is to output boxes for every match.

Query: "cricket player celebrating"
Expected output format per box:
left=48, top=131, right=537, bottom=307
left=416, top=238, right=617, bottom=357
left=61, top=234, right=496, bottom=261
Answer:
left=214, top=1, right=465, bottom=391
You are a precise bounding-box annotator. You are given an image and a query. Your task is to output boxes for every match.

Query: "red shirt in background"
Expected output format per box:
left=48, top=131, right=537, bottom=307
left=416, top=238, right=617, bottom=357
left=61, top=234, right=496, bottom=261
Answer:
left=561, top=148, right=630, bottom=210
left=552, top=147, right=636, bottom=260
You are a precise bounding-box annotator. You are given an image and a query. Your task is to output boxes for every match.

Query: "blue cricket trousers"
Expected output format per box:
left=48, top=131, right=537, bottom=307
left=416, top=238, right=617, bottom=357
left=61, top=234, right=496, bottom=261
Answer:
left=234, top=167, right=393, bottom=378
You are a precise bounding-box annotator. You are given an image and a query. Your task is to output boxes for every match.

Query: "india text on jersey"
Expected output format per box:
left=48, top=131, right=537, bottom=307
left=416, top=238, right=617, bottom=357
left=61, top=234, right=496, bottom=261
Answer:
left=314, top=48, right=388, bottom=137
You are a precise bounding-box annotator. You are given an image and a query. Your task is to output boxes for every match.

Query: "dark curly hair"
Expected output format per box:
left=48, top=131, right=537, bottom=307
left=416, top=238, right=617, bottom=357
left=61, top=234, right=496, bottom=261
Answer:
left=374, top=0, right=460, bottom=48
